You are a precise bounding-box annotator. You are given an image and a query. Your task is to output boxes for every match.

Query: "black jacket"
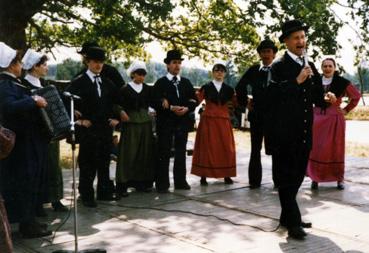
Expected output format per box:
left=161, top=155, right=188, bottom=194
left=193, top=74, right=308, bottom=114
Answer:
left=67, top=73, right=120, bottom=131
left=151, top=75, right=197, bottom=131
left=265, top=52, right=326, bottom=153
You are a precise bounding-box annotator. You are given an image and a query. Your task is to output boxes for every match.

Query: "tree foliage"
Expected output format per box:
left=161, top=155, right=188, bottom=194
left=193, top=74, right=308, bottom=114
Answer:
left=0, top=0, right=368, bottom=68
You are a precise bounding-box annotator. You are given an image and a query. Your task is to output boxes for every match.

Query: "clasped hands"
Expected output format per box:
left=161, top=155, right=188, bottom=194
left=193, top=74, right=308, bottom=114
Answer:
left=162, top=99, right=188, bottom=116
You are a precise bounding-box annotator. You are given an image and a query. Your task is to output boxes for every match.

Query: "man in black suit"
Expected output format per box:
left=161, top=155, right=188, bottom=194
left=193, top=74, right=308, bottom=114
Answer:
left=152, top=50, right=197, bottom=193
left=77, top=41, right=125, bottom=89
left=67, top=46, right=120, bottom=207
left=265, top=20, right=335, bottom=239
left=236, top=39, right=278, bottom=189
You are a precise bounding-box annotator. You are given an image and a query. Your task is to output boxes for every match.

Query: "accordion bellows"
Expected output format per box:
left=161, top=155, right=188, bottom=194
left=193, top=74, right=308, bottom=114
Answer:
left=32, top=85, right=71, bottom=141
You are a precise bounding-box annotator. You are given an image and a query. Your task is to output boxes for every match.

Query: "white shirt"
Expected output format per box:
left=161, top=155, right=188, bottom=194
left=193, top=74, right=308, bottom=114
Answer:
left=86, top=69, right=102, bottom=97
left=287, top=50, right=305, bottom=66
left=166, top=73, right=181, bottom=82
left=24, top=74, right=42, bottom=88
left=212, top=80, right=223, bottom=92
left=322, top=76, right=333, bottom=86
left=128, top=81, right=143, bottom=93
left=259, top=63, right=272, bottom=71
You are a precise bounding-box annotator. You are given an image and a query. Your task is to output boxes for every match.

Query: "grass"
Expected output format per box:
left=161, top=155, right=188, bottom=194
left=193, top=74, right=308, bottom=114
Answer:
left=345, top=106, right=369, bottom=121
left=59, top=129, right=368, bottom=169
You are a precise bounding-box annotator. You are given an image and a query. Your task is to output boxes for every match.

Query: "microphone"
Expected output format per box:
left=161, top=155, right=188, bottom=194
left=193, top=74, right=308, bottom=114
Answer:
left=303, top=49, right=313, bottom=78
left=63, top=91, right=81, bottom=100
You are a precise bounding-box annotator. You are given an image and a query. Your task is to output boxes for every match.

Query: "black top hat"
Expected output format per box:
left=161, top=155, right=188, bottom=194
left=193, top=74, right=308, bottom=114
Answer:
left=164, top=49, right=184, bottom=64
left=279, top=20, right=309, bottom=43
left=78, top=41, right=100, bottom=54
left=257, top=39, right=278, bottom=53
left=85, top=46, right=106, bottom=61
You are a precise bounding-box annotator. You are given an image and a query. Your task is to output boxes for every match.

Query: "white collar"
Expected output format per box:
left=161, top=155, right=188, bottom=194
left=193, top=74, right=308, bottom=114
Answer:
left=166, top=72, right=181, bottom=82
left=2, top=71, right=17, bottom=79
left=287, top=50, right=304, bottom=65
left=259, top=63, right=273, bottom=71
left=128, top=81, right=143, bottom=93
left=86, top=69, right=101, bottom=83
left=24, top=74, right=42, bottom=88
left=322, top=76, right=333, bottom=85
left=212, top=80, right=223, bottom=92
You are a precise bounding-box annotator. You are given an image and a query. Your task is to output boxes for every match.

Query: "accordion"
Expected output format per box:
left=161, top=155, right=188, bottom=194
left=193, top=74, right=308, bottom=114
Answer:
left=32, top=85, right=71, bottom=141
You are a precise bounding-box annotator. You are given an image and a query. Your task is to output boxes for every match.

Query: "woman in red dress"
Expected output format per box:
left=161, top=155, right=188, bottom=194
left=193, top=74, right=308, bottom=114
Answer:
left=191, top=62, right=236, bottom=185
left=307, top=58, right=360, bottom=190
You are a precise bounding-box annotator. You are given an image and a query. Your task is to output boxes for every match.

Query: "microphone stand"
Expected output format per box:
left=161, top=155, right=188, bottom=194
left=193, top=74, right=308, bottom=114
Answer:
left=53, top=95, right=106, bottom=253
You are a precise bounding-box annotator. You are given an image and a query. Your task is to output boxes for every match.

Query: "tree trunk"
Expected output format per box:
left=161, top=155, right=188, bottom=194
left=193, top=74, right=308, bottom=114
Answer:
left=0, top=0, right=45, bottom=50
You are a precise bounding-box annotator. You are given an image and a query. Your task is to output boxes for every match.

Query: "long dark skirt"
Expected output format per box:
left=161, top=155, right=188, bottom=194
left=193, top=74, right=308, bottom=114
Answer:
left=116, top=122, right=154, bottom=187
left=47, top=141, right=64, bottom=202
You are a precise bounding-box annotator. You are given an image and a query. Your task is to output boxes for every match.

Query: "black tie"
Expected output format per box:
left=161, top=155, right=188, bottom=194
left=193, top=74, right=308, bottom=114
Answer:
left=94, top=75, right=101, bottom=97
left=172, top=76, right=180, bottom=98
left=261, top=66, right=271, bottom=87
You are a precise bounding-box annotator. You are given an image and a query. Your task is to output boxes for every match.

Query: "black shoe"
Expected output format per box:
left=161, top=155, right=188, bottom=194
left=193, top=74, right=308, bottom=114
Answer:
left=19, top=222, right=52, bottom=239
left=36, top=205, right=47, bottom=217
left=156, top=188, right=170, bottom=194
left=311, top=181, right=318, bottom=190
left=200, top=177, right=208, bottom=186
left=52, top=201, right=68, bottom=212
left=224, top=177, right=233, bottom=184
left=82, top=199, right=98, bottom=207
left=281, top=221, right=311, bottom=228
left=288, top=226, right=307, bottom=240
left=175, top=182, right=191, bottom=190
left=337, top=181, right=345, bottom=190
left=96, top=194, right=116, bottom=201
left=249, top=184, right=261, bottom=189
left=301, top=222, right=312, bottom=228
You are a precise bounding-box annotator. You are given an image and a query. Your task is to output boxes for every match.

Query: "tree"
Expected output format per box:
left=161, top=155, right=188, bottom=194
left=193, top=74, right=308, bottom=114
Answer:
left=1, top=0, right=368, bottom=68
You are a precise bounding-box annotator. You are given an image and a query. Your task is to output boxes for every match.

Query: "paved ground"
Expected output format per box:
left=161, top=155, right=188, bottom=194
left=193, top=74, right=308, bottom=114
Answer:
left=12, top=134, right=369, bottom=253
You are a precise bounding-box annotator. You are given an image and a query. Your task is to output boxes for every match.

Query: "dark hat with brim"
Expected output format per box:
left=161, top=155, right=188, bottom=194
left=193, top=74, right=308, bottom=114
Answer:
left=257, top=39, right=278, bottom=53
left=279, top=20, right=309, bottom=43
left=85, top=46, right=106, bottom=61
left=164, top=49, right=184, bottom=64
left=78, top=41, right=100, bottom=54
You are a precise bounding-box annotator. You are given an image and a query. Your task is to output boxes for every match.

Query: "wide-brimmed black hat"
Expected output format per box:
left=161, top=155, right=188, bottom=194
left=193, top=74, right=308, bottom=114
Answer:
left=77, top=41, right=100, bottom=55
left=85, top=46, right=106, bottom=61
left=279, top=20, right=309, bottom=43
left=257, top=39, right=278, bottom=53
left=164, top=49, right=184, bottom=64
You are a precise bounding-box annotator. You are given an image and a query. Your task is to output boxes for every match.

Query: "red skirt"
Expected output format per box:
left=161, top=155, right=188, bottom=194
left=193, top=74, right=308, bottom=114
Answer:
left=307, top=106, right=345, bottom=182
left=191, top=103, right=236, bottom=178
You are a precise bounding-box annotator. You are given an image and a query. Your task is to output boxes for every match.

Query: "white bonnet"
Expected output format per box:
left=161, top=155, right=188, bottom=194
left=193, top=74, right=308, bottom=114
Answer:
left=22, top=49, right=44, bottom=70
left=0, top=42, right=17, bottom=68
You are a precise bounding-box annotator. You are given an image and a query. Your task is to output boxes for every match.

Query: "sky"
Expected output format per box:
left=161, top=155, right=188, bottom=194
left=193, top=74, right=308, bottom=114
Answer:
left=47, top=2, right=364, bottom=75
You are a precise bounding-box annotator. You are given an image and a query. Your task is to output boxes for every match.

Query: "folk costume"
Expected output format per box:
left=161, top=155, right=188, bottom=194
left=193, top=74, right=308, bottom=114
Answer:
left=152, top=50, right=198, bottom=192
left=0, top=43, right=51, bottom=238
left=116, top=61, right=154, bottom=193
left=307, top=74, right=360, bottom=184
left=265, top=20, right=326, bottom=237
left=235, top=39, right=278, bottom=188
left=191, top=80, right=236, bottom=179
left=67, top=47, right=120, bottom=206
left=22, top=49, right=67, bottom=213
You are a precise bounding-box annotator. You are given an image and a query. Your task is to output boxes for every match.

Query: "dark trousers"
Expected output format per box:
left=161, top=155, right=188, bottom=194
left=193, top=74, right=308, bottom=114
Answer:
left=78, top=128, right=114, bottom=200
left=156, top=125, right=188, bottom=190
left=248, top=116, right=274, bottom=186
left=273, top=147, right=309, bottom=228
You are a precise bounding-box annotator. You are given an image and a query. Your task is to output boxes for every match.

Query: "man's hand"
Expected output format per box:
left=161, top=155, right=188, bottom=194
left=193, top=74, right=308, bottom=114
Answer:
left=173, top=106, right=189, bottom=116
left=162, top=99, right=170, bottom=109
left=32, top=95, right=47, bottom=108
left=247, top=98, right=254, bottom=112
left=109, top=119, right=120, bottom=128
left=296, top=66, right=313, bottom=84
left=76, top=119, right=92, bottom=128
left=120, top=110, right=130, bottom=122
left=74, top=110, right=82, bottom=119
